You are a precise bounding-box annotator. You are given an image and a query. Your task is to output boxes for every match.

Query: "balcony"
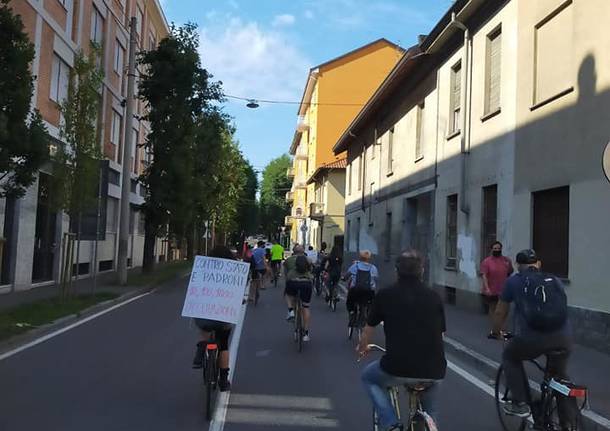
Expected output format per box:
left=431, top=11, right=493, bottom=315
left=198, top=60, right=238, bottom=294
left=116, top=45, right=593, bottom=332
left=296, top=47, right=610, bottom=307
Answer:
left=286, top=167, right=295, bottom=178
left=296, top=115, right=310, bottom=132
left=309, top=202, right=325, bottom=219
left=284, top=215, right=294, bottom=226
left=285, top=191, right=294, bottom=202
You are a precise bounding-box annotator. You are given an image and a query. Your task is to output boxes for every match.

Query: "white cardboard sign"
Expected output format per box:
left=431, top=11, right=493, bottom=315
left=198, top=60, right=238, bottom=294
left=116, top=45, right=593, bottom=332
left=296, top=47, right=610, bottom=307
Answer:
left=181, top=256, right=250, bottom=324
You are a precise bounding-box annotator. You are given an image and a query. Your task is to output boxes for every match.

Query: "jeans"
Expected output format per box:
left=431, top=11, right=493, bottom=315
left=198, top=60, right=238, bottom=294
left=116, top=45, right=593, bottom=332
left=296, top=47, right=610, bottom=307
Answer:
left=503, top=332, right=572, bottom=403
left=361, top=360, right=442, bottom=430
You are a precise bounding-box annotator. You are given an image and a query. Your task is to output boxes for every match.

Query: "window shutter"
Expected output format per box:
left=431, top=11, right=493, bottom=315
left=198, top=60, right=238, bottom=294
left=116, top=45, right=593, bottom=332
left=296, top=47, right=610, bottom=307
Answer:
left=453, top=66, right=461, bottom=111
left=488, top=32, right=501, bottom=112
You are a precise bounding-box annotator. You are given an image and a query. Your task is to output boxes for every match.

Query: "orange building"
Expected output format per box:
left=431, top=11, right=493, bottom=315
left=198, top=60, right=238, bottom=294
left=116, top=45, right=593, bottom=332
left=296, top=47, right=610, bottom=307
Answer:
left=0, top=0, right=168, bottom=292
left=287, top=39, right=403, bottom=248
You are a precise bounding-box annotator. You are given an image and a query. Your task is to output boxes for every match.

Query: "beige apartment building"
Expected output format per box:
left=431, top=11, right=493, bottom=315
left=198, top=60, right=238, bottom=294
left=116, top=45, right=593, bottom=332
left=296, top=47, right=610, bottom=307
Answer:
left=335, top=0, right=610, bottom=350
left=0, top=0, right=169, bottom=292
left=286, top=39, right=403, bottom=249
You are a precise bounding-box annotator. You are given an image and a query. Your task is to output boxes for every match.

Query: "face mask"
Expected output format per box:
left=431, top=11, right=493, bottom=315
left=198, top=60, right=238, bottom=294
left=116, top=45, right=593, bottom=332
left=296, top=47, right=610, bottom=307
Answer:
left=492, top=250, right=502, bottom=257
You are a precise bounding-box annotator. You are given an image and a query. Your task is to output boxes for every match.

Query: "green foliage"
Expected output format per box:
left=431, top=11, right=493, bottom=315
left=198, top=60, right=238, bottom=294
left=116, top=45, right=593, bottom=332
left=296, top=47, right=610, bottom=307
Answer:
left=236, top=160, right=259, bottom=235
left=52, top=44, right=104, bottom=218
left=0, top=0, right=49, bottom=198
left=259, top=155, right=292, bottom=237
left=138, top=23, right=223, bottom=242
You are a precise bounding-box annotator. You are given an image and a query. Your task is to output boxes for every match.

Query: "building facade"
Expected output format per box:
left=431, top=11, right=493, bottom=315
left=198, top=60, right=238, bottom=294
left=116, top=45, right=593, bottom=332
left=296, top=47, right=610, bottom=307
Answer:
left=287, top=39, right=404, bottom=249
left=335, top=0, right=610, bottom=350
left=0, top=0, right=170, bottom=293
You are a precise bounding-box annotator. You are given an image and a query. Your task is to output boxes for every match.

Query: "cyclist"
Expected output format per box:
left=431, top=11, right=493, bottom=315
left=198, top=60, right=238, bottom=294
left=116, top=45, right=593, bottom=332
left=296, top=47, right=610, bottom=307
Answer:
left=492, top=249, right=571, bottom=418
left=305, top=245, right=318, bottom=266
left=283, top=244, right=312, bottom=320
left=345, top=250, right=378, bottom=320
left=325, top=245, right=343, bottom=303
left=191, top=245, right=238, bottom=391
left=250, top=241, right=269, bottom=298
left=358, top=250, right=446, bottom=431
left=285, top=255, right=314, bottom=342
left=270, top=240, right=285, bottom=283
left=313, top=242, right=328, bottom=294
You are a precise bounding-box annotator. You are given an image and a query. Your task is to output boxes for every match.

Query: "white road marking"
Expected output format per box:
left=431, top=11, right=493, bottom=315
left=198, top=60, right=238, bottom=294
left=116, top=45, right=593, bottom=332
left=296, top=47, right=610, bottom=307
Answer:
left=0, top=291, right=152, bottom=362
left=208, top=297, right=248, bottom=431
left=255, top=349, right=271, bottom=357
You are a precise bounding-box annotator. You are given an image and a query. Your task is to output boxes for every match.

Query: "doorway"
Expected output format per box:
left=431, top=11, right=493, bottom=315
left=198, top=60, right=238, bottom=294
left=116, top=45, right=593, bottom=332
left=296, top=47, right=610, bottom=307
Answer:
left=404, top=192, right=433, bottom=282
left=32, top=173, right=58, bottom=283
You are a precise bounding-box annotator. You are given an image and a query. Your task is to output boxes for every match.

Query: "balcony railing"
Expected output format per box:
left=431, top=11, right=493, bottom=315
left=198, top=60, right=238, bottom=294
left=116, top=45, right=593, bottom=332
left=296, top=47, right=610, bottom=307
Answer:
left=285, top=191, right=294, bottom=202
left=296, top=115, right=310, bottom=132
left=309, top=202, right=325, bottom=219
left=286, top=167, right=295, bottom=178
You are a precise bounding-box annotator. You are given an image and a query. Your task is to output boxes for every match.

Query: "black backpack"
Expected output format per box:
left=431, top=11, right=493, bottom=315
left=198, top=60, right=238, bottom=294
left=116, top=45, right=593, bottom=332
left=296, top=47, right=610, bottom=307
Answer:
left=517, top=271, right=568, bottom=332
left=354, top=264, right=372, bottom=290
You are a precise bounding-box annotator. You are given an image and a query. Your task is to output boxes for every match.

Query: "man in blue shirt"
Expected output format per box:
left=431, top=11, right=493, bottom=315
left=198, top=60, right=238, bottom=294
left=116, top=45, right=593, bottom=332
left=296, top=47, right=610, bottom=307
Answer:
left=493, top=249, right=572, bottom=418
left=250, top=241, right=269, bottom=299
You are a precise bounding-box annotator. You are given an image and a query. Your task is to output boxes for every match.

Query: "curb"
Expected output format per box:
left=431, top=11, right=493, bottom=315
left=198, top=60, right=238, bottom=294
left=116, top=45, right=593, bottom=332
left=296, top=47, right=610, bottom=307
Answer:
left=0, top=271, right=190, bottom=357
left=444, top=335, right=610, bottom=431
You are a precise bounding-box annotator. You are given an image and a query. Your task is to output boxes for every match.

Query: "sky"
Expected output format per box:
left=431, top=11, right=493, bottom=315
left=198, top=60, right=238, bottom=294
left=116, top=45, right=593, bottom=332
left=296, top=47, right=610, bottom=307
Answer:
left=159, top=0, right=454, bottom=174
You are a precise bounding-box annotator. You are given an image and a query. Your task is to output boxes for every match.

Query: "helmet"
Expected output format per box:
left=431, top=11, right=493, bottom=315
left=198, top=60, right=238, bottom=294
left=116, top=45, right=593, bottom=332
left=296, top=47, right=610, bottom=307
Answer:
left=516, top=249, right=538, bottom=264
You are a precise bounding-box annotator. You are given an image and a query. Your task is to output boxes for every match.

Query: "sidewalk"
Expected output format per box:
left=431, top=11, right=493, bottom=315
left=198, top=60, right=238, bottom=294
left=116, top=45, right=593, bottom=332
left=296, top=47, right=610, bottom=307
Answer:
left=0, top=269, right=140, bottom=312
left=444, top=303, right=610, bottom=424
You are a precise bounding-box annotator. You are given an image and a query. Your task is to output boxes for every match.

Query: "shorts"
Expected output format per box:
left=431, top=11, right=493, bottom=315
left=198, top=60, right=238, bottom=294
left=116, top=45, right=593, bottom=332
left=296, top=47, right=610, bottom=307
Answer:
left=285, top=279, right=313, bottom=306
left=194, top=319, right=232, bottom=351
left=251, top=269, right=266, bottom=279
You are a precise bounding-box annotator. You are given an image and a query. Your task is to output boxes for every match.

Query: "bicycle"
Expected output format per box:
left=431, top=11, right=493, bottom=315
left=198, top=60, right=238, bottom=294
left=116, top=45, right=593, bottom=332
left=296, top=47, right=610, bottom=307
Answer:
left=293, top=294, right=304, bottom=352
left=313, top=266, right=323, bottom=297
left=200, top=336, right=220, bottom=421
left=325, top=275, right=339, bottom=312
left=348, top=300, right=370, bottom=342
left=271, top=261, right=281, bottom=288
left=495, top=346, right=587, bottom=431
left=363, top=344, right=438, bottom=431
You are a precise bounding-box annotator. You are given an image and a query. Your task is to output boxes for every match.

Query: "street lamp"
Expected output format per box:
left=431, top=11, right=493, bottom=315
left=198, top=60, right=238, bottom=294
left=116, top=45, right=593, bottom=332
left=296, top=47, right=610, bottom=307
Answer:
left=246, top=99, right=260, bottom=109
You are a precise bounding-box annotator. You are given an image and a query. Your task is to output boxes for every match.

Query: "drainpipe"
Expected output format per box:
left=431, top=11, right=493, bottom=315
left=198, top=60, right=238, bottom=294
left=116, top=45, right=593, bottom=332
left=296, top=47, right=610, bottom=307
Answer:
left=451, top=12, right=471, bottom=215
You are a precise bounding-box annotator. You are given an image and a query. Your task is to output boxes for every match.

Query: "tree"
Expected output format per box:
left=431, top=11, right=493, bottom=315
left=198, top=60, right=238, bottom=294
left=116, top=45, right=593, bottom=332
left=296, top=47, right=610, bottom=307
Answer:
left=235, top=160, right=258, bottom=237
left=138, top=23, right=222, bottom=271
left=259, top=155, right=292, bottom=239
left=52, top=45, right=104, bottom=296
left=0, top=0, right=48, bottom=198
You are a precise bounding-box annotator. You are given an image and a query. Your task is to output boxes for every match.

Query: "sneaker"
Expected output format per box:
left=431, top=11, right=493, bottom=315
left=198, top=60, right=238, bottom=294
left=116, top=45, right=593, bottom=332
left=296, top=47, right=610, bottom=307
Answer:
left=286, top=310, right=295, bottom=321
left=218, top=369, right=231, bottom=392
left=192, top=342, right=204, bottom=369
left=303, top=331, right=310, bottom=342
left=503, top=401, right=531, bottom=417
left=388, top=424, right=404, bottom=431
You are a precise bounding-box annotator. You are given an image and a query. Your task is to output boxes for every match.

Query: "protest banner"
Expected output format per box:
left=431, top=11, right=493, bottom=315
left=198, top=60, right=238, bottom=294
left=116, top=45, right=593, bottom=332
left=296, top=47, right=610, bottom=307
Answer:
left=181, top=256, right=250, bottom=324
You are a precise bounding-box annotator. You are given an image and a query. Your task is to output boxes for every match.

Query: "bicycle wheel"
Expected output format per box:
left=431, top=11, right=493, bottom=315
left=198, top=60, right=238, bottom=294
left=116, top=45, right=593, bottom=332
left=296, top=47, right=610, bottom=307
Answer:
left=373, top=408, right=380, bottom=431
left=331, top=296, right=337, bottom=312
left=495, top=365, right=527, bottom=431
left=541, top=390, right=584, bottom=431
left=204, top=349, right=218, bottom=421
left=254, top=284, right=260, bottom=306
left=295, top=305, right=303, bottom=352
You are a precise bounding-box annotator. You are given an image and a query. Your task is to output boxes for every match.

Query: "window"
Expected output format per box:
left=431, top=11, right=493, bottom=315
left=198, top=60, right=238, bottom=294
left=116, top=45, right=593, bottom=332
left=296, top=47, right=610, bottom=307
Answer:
left=114, top=40, right=124, bottom=74
left=90, top=7, right=104, bottom=45
left=446, top=194, right=458, bottom=268
left=533, top=186, right=569, bottom=278
left=485, top=27, right=502, bottom=114
left=50, top=54, right=70, bottom=103
left=136, top=6, right=144, bottom=37
left=534, top=1, right=574, bottom=106
left=108, top=168, right=120, bottom=185
left=356, top=217, right=361, bottom=252
left=358, top=152, right=364, bottom=191
left=148, top=31, right=157, bottom=51
left=368, top=182, right=375, bottom=225
left=137, top=211, right=146, bottom=234
left=347, top=163, right=352, bottom=195
left=481, top=185, right=498, bottom=259
left=131, top=129, right=139, bottom=173
left=106, top=197, right=118, bottom=232
left=111, top=111, right=122, bottom=162
left=385, top=212, right=392, bottom=259
left=387, top=128, right=394, bottom=175
left=415, top=101, right=425, bottom=160
left=450, top=62, right=462, bottom=134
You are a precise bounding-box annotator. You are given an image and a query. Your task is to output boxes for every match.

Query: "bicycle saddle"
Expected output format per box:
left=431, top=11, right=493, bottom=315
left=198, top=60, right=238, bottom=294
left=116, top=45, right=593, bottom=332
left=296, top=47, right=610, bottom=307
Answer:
left=404, top=382, right=435, bottom=392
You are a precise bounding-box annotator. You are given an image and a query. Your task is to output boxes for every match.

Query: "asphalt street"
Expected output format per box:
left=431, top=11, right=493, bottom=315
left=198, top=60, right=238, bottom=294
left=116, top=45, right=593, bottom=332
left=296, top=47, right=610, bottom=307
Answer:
left=0, top=275, right=505, bottom=430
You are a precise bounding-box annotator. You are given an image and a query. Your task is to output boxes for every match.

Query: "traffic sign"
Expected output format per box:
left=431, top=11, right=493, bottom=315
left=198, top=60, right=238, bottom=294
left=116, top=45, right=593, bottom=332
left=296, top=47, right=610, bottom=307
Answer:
left=604, top=141, right=610, bottom=184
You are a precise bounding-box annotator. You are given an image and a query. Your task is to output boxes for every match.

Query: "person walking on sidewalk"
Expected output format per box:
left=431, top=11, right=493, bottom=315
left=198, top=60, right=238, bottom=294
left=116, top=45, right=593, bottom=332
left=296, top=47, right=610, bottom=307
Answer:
left=480, top=241, right=513, bottom=337
left=191, top=245, right=237, bottom=391
left=492, top=249, right=572, bottom=418
left=358, top=250, right=446, bottom=431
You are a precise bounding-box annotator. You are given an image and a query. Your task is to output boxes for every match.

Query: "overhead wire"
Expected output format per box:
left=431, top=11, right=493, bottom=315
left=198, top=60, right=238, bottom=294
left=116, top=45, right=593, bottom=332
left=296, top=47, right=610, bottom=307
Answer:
left=223, top=94, right=365, bottom=107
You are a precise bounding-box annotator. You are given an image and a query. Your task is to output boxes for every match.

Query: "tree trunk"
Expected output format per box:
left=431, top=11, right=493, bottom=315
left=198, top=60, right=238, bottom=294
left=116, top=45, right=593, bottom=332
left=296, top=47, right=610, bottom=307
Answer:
left=142, top=218, right=156, bottom=273
left=186, top=224, right=195, bottom=260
